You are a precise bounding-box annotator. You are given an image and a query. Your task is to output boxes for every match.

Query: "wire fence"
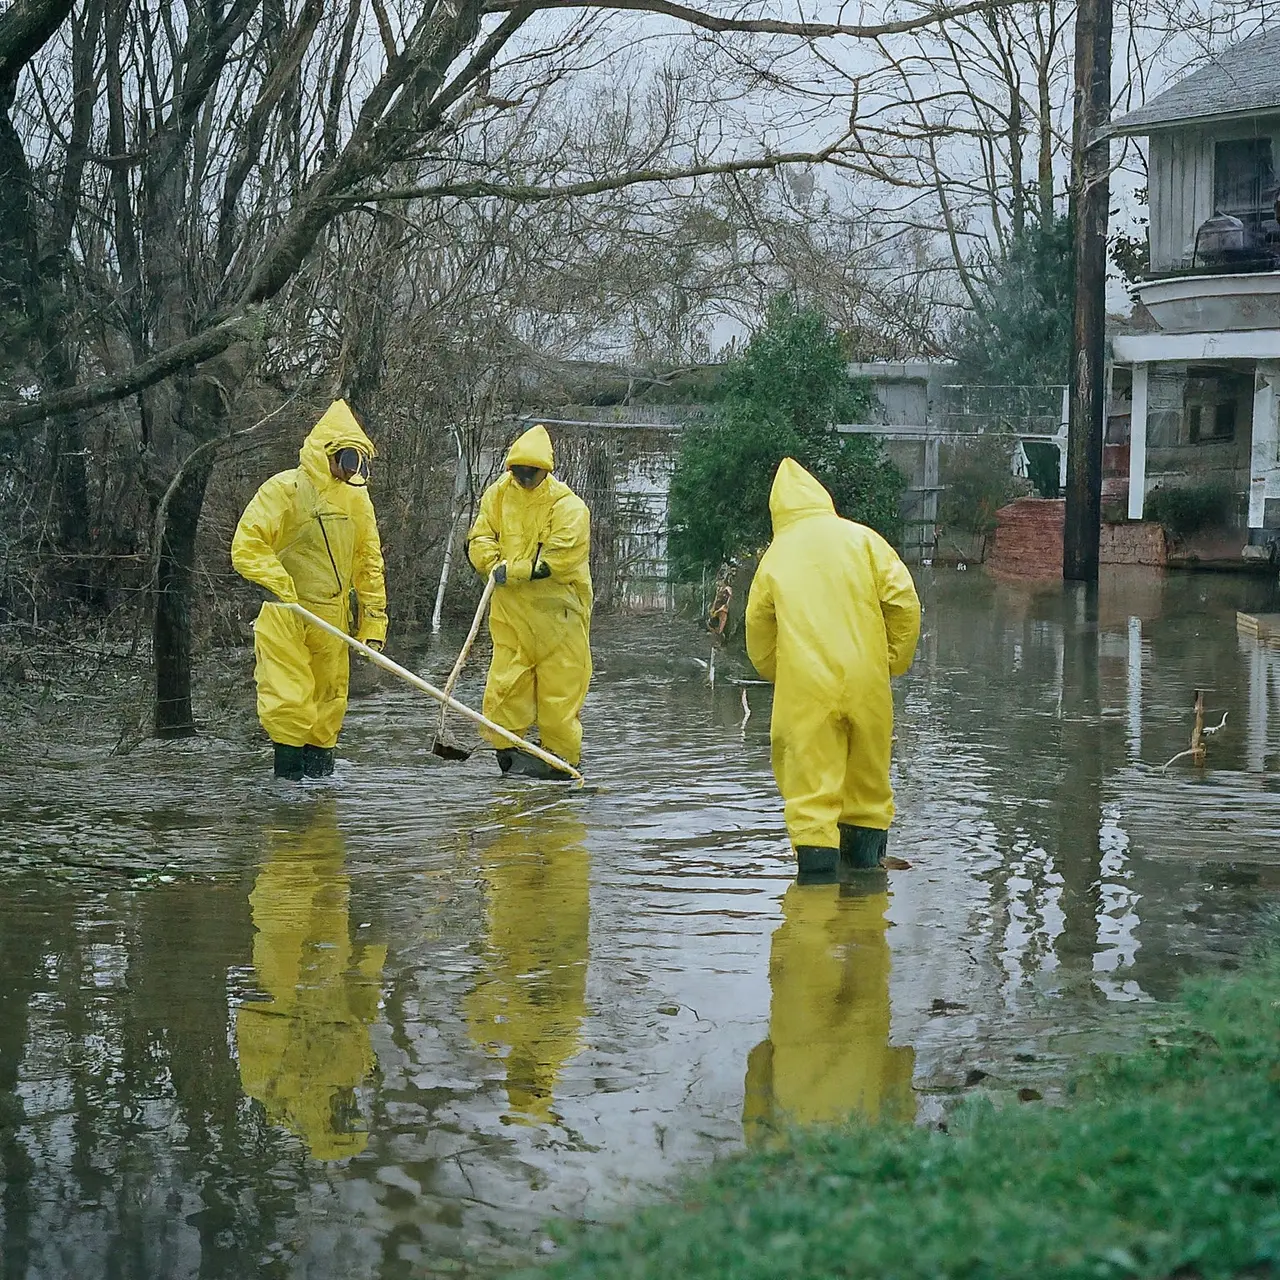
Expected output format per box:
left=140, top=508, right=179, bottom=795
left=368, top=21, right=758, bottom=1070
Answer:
left=940, top=384, right=1067, bottom=437
left=522, top=416, right=681, bottom=611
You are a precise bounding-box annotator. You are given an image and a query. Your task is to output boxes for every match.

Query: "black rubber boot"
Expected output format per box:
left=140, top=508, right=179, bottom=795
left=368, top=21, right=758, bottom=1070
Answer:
left=303, top=744, right=335, bottom=778
left=795, top=846, right=839, bottom=884
left=839, top=824, right=888, bottom=871
left=273, top=743, right=305, bottom=781
left=520, top=751, right=576, bottom=781
left=497, top=747, right=575, bottom=781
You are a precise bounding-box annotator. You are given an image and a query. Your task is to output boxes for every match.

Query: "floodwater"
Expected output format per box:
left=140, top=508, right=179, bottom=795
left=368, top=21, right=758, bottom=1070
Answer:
left=3, top=567, right=1280, bottom=1279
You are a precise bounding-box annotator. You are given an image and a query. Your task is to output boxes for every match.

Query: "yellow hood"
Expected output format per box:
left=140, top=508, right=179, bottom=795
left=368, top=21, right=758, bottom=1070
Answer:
left=299, top=400, right=378, bottom=488
left=769, top=457, right=835, bottom=534
left=505, top=424, right=554, bottom=471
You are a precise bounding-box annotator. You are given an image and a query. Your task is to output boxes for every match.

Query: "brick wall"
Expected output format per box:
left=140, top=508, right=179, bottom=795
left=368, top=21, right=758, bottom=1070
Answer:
left=988, top=499, right=1171, bottom=578
left=988, top=498, right=1065, bottom=579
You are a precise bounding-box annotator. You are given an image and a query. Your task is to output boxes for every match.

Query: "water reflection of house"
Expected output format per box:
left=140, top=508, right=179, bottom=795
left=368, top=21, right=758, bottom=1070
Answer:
left=1106, top=29, right=1280, bottom=563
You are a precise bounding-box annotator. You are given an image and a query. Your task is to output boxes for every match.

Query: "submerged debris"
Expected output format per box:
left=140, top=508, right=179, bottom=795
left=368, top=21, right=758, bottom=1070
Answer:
left=1162, top=689, right=1228, bottom=771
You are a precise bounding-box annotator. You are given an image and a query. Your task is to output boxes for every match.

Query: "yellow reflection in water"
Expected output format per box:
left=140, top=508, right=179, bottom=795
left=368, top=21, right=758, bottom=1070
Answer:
left=744, top=876, right=914, bottom=1138
left=465, top=808, right=590, bottom=1126
left=236, top=802, right=386, bottom=1160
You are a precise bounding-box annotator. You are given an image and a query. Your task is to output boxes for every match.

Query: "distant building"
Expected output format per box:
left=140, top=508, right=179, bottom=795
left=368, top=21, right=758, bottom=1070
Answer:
left=1108, top=27, right=1280, bottom=561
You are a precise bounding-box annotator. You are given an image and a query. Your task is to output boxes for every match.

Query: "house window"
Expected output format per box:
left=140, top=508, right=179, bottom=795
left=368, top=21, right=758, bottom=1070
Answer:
left=1187, top=401, right=1235, bottom=442
left=1213, top=137, right=1277, bottom=220
left=1186, top=368, right=1245, bottom=443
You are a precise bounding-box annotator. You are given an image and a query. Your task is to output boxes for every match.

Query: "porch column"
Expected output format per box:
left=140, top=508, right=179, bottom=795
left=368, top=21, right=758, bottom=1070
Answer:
left=1127, top=363, right=1148, bottom=521
left=1057, top=385, right=1069, bottom=491
left=1248, top=364, right=1279, bottom=530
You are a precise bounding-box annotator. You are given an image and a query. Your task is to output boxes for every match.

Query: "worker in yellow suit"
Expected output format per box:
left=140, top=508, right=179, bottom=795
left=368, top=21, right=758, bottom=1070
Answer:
left=746, top=458, right=920, bottom=882
left=466, top=424, right=592, bottom=780
left=231, top=400, right=388, bottom=780
left=235, top=804, right=387, bottom=1161
left=743, top=875, right=915, bottom=1137
left=464, top=807, right=590, bottom=1125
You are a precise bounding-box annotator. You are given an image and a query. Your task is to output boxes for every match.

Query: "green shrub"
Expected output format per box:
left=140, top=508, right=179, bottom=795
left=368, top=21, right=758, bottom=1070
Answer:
left=668, top=297, right=905, bottom=576
left=939, top=435, right=1032, bottom=535
left=1143, top=483, right=1234, bottom=536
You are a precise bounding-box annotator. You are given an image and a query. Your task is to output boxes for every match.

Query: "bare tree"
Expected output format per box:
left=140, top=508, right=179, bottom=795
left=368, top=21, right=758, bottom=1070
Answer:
left=2, top=0, right=1017, bottom=736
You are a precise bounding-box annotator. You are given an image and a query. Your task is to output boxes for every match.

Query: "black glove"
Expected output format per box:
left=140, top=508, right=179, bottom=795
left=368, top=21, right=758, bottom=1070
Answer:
left=493, top=563, right=508, bottom=586
left=530, top=560, right=552, bottom=581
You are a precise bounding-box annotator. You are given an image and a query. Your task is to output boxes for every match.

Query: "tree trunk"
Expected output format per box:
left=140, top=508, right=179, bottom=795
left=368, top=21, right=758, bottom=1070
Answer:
left=55, top=418, right=89, bottom=529
left=1036, top=45, right=1056, bottom=228
left=152, top=460, right=212, bottom=738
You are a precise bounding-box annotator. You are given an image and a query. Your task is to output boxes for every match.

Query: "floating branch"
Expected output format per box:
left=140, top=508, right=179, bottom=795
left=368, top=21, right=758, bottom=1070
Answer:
left=1162, top=690, right=1228, bottom=771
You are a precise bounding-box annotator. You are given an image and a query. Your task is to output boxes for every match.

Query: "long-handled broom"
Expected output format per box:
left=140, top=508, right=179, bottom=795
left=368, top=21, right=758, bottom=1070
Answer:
left=431, top=572, right=496, bottom=760
left=284, top=602, right=583, bottom=784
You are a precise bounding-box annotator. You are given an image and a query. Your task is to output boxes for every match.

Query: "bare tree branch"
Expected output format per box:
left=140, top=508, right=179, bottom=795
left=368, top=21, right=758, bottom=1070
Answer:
left=342, top=145, right=847, bottom=205
left=484, top=0, right=1016, bottom=39
left=0, top=0, right=74, bottom=87
left=0, top=311, right=266, bottom=433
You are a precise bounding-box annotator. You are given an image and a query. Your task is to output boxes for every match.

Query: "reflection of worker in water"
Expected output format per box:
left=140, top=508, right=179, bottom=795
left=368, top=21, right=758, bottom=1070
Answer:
left=746, top=458, right=920, bottom=883
left=464, top=809, right=590, bottom=1125
left=466, top=424, right=592, bottom=781
left=744, top=876, right=914, bottom=1136
left=235, top=804, right=386, bottom=1160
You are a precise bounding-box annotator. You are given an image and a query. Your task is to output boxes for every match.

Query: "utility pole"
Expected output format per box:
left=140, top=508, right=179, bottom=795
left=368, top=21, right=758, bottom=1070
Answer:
left=1063, top=0, right=1113, bottom=581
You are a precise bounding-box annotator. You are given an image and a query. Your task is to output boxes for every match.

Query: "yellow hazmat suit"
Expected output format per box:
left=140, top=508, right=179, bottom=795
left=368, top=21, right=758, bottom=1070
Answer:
left=231, top=400, right=388, bottom=750
left=235, top=806, right=387, bottom=1160
left=466, top=425, right=592, bottom=765
left=745, top=458, right=920, bottom=851
left=464, top=809, right=590, bottom=1125
left=743, top=880, right=915, bottom=1137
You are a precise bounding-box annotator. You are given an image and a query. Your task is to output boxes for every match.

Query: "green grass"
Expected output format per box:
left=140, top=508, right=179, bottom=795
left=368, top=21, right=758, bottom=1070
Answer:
left=516, top=945, right=1280, bottom=1280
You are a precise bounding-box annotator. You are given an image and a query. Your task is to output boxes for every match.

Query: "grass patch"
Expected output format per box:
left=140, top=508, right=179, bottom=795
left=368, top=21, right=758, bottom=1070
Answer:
left=516, top=945, right=1280, bottom=1279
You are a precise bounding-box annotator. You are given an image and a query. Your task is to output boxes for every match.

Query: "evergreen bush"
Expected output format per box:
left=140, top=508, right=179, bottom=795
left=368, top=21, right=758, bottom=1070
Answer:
left=949, top=214, right=1074, bottom=387
left=668, top=298, right=905, bottom=576
left=939, top=435, right=1031, bottom=536
left=1143, top=484, right=1234, bottom=536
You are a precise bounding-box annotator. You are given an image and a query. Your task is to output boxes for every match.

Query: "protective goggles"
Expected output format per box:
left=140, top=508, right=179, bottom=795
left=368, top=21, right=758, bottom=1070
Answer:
left=330, top=446, right=371, bottom=483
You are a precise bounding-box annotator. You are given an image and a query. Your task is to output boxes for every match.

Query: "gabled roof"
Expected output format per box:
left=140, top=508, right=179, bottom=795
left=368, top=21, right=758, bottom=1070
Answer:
left=1109, top=27, right=1280, bottom=135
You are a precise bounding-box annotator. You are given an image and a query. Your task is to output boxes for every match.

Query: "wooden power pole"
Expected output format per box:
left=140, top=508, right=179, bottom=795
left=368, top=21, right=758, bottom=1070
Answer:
left=1063, top=0, right=1114, bottom=582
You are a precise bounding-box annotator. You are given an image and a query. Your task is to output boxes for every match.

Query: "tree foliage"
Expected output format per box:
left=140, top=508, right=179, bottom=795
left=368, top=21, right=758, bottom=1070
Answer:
left=949, top=213, right=1074, bottom=386
left=668, top=297, right=904, bottom=575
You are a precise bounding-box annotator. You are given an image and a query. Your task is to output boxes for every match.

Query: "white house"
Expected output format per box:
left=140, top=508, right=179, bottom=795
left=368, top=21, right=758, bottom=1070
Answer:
left=1108, top=27, right=1280, bottom=560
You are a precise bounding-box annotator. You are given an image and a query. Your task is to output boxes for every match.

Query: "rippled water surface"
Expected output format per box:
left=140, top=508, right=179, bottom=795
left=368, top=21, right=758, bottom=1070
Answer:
left=4, top=567, right=1280, bottom=1278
